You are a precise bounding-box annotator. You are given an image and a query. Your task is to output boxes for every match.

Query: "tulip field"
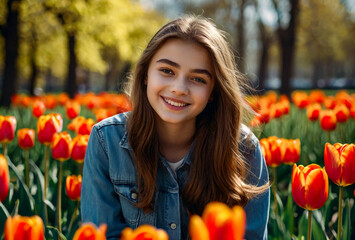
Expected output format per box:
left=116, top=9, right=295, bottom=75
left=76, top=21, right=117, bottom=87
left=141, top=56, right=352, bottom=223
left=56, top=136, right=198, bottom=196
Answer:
left=0, top=89, right=355, bottom=240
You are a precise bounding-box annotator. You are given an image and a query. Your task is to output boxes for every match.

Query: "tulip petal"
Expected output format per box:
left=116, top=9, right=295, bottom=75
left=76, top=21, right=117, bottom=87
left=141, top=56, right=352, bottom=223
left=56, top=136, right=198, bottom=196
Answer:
left=292, top=165, right=307, bottom=209
left=324, top=143, right=342, bottom=185
left=189, top=215, right=210, bottom=240
left=305, top=169, right=328, bottom=210
left=340, top=144, right=355, bottom=186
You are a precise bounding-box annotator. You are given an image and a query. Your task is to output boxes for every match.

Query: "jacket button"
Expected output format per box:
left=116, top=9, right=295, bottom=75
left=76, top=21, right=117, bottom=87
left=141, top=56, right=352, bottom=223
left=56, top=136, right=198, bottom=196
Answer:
left=131, top=192, right=138, bottom=200
left=170, top=223, right=177, bottom=229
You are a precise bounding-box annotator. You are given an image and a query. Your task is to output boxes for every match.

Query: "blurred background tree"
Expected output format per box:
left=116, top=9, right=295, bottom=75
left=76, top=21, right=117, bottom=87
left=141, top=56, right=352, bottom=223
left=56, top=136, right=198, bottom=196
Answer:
left=0, top=0, right=166, bottom=106
left=0, top=0, right=354, bottom=106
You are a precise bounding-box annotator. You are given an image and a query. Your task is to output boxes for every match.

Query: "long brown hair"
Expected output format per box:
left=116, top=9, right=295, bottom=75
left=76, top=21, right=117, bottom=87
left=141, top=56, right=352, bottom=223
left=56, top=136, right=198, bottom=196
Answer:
left=127, top=15, right=269, bottom=214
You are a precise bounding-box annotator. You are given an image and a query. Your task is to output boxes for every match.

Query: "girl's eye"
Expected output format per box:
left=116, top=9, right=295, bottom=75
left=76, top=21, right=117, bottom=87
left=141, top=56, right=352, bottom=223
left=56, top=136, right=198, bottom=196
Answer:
left=160, top=68, right=173, bottom=75
left=192, top=77, right=207, bottom=84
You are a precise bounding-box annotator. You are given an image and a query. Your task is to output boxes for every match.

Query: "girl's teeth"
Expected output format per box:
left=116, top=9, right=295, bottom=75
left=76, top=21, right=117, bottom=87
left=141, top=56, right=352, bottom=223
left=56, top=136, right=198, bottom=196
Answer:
left=164, top=98, right=187, bottom=107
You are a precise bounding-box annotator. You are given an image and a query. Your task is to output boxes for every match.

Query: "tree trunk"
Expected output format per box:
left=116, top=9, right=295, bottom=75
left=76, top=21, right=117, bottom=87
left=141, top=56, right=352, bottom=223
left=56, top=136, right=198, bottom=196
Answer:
left=29, top=33, right=38, bottom=96
left=275, top=0, right=300, bottom=97
left=65, top=34, right=78, bottom=98
left=0, top=0, right=20, bottom=107
left=257, top=19, right=271, bottom=93
left=311, top=60, right=321, bottom=88
left=105, top=52, right=120, bottom=91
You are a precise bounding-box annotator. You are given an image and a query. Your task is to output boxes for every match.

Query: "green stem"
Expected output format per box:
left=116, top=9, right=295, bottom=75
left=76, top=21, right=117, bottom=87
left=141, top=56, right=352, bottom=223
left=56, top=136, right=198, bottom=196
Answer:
left=337, top=186, right=343, bottom=240
left=272, top=167, right=278, bottom=217
left=57, top=161, right=63, bottom=239
left=68, top=200, right=80, bottom=234
left=308, top=210, right=312, bottom=240
left=2, top=143, right=7, bottom=157
left=25, top=149, right=29, bottom=188
left=327, top=131, right=331, bottom=144
left=44, top=145, right=50, bottom=199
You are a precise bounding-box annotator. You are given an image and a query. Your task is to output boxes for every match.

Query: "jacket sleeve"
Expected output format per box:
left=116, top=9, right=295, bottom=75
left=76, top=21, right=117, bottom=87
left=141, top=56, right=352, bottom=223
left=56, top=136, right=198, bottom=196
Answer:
left=243, top=140, right=270, bottom=240
left=81, top=125, right=128, bottom=239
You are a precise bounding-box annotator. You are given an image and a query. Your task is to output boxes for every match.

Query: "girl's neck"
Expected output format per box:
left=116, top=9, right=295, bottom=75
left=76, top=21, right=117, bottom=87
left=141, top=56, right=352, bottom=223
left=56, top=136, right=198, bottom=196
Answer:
left=156, top=120, right=195, bottom=163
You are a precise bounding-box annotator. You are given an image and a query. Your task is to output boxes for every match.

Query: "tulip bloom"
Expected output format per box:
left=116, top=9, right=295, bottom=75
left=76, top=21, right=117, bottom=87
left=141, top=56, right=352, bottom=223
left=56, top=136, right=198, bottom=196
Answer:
left=0, top=115, right=17, bottom=144
left=292, top=91, right=309, bottom=109
left=65, top=101, right=81, bottom=119
left=51, top=131, right=72, bottom=161
left=334, top=104, right=349, bottom=123
left=32, top=100, right=46, bottom=118
left=17, top=128, right=35, bottom=150
left=4, top=215, right=44, bottom=240
left=324, top=143, right=355, bottom=187
left=319, top=110, right=336, bottom=131
left=121, top=225, right=169, bottom=240
left=306, top=103, right=321, bottom=121
left=0, top=154, right=10, bottom=202
left=71, top=135, right=89, bottom=163
left=66, top=175, right=82, bottom=201
left=189, top=202, right=246, bottom=240
left=260, top=136, right=283, bottom=167
left=292, top=164, right=329, bottom=211
left=282, top=138, right=301, bottom=165
left=73, top=223, right=107, bottom=240
left=68, top=117, right=95, bottom=135
left=37, top=113, right=63, bottom=145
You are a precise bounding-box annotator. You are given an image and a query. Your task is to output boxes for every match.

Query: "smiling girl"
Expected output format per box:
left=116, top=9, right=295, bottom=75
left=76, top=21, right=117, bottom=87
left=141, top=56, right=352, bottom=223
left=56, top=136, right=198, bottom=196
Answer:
left=81, top=15, right=270, bottom=240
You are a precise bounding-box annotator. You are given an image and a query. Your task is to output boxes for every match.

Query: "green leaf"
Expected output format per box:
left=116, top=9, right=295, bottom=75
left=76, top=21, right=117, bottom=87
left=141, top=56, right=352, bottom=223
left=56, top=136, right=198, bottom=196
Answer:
left=282, top=184, right=295, bottom=237
left=47, top=225, right=67, bottom=240
left=342, top=199, right=351, bottom=240
left=298, top=210, right=308, bottom=239
left=6, top=156, right=35, bottom=213
left=312, top=210, right=327, bottom=240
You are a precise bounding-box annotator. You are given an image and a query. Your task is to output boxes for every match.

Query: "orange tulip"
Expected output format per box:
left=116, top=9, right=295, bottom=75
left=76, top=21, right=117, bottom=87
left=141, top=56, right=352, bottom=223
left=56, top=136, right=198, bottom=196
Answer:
left=32, top=100, right=46, bottom=118
left=323, top=96, right=337, bottom=110
left=4, top=215, right=44, bottom=240
left=71, top=135, right=89, bottom=163
left=68, top=117, right=95, bottom=135
left=43, top=94, right=57, bottom=109
left=292, top=164, right=329, bottom=211
left=66, top=175, right=82, bottom=201
left=0, top=154, right=10, bottom=202
left=0, top=115, right=17, bottom=143
left=292, top=91, right=309, bottom=109
left=306, top=103, right=321, bottom=121
left=17, top=128, right=35, bottom=150
left=73, top=223, right=107, bottom=240
left=121, top=225, right=169, bottom=240
left=189, top=202, right=246, bottom=240
left=37, top=113, right=63, bottom=145
left=319, top=109, right=336, bottom=131
left=309, top=90, right=325, bottom=104
left=51, top=131, right=72, bottom=161
left=58, top=93, right=70, bottom=106
left=65, top=101, right=81, bottom=119
left=324, top=143, right=355, bottom=187
left=350, top=105, right=355, bottom=119
left=334, top=104, right=349, bottom=123
left=260, top=136, right=283, bottom=167
left=336, top=90, right=352, bottom=109
left=282, top=138, right=301, bottom=165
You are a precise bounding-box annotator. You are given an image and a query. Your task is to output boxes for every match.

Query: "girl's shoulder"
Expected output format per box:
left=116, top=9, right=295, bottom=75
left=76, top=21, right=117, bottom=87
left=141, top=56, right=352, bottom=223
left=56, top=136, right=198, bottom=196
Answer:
left=239, top=124, right=259, bottom=150
left=94, top=112, right=130, bottom=130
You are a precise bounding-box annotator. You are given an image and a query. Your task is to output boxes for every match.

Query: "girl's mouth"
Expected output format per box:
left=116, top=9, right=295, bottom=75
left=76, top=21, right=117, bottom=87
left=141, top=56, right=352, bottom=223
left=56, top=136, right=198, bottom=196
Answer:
left=162, top=97, right=189, bottom=108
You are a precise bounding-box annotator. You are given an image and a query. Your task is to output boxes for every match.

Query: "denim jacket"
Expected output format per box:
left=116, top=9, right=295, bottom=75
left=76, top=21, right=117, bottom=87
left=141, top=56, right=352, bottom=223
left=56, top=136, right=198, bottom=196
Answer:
left=81, top=112, right=270, bottom=240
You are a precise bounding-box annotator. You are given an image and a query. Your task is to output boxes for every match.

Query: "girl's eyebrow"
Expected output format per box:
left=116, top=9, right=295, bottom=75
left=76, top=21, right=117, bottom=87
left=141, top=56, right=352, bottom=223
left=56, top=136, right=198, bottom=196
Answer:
left=156, top=58, right=213, bottom=79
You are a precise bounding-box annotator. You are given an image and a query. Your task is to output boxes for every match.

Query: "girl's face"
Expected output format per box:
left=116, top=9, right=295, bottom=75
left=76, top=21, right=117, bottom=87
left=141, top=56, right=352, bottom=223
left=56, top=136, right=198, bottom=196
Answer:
left=146, top=38, right=215, bottom=127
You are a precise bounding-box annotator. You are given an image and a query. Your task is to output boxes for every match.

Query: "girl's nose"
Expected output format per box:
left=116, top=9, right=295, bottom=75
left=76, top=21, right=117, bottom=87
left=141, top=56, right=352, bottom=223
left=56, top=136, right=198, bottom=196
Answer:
left=171, top=76, right=188, bottom=95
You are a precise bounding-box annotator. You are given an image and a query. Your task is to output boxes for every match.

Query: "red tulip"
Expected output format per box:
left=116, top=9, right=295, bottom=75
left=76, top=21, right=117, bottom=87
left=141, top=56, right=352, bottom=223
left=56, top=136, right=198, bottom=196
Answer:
left=282, top=138, right=301, bottom=165
left=66, top=175, right=82, bottom=201
left=324, top=143, right=355, bottom=187
left=71, top=135, right=89, bottom=163
left=121, top=225, right=169, bottom=240
left=306, top=103, right=321, bottom=121
left=292, top=164, right=329, bottom=211
left=68, top=117, right=95, bottom=135
left=0, top=115, right=17, bottom=143
left=51, top=131, right=72, bottom=161
left=73, top=223, right=107, bottom=240
left=323, top=96, right=337, bottom=110
left=319, top=109, right=336, bottom=131
left=309, top=90, right=325, bottom=104
left=4, top=215, right=44, bottom=240
left=334, top=104, right=349, bottom=123
left=0, top=154, right=10, bottom=202
left=188, top=202, right=246, bottom=240
left=17, top=128, right=35, bottom=150
left=37, top=113, right=63, bottom=145
left=32, top=100, right=46, bottom=118
left=292, top=91, right=309, bottom=109
left=65, top=101, right=81, bottom=119
left=260, top=136, right=283, bottom=167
